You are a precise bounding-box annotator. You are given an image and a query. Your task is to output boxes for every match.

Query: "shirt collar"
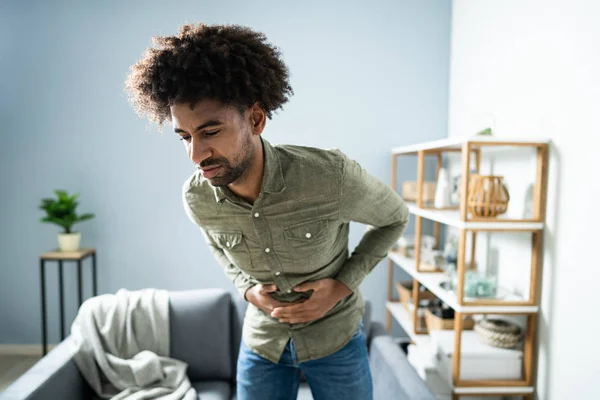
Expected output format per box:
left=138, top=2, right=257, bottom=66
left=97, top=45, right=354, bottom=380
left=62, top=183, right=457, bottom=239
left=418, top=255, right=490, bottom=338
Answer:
left=212, top=136, right=285, bottom=203
left=260, top=137, right=286, bottom=194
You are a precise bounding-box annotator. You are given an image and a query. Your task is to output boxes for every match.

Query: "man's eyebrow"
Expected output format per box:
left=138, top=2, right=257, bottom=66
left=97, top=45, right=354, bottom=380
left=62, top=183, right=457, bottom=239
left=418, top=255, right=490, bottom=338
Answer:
left=174, top=120, right=223, bottom=134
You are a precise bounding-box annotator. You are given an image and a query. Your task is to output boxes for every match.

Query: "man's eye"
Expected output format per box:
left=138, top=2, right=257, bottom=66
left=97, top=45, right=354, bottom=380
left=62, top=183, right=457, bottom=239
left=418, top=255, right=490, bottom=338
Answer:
left=179, top=136, right=191, bottom=142
left=205, top=130, right=220, bottom=137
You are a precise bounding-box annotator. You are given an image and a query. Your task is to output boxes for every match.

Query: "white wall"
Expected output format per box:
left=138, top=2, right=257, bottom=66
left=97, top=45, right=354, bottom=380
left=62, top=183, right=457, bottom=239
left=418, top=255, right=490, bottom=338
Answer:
left=449, top=1, right=600, bottom=399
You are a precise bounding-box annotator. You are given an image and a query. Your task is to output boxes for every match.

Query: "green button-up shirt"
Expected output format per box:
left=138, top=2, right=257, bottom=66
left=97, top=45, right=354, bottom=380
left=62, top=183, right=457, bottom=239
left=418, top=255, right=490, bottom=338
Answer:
left=182, top=137, right=408, bottom=363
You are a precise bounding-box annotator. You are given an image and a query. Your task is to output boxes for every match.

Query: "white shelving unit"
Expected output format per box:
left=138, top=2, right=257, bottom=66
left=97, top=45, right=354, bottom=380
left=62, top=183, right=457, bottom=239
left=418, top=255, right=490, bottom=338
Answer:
left=386, top=135, right=549, bottom=400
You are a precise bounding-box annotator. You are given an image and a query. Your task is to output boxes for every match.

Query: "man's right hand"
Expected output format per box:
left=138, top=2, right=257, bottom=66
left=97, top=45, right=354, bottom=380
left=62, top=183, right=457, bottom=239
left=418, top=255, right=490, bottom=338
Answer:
left=245, top=284, right=300, bottom=316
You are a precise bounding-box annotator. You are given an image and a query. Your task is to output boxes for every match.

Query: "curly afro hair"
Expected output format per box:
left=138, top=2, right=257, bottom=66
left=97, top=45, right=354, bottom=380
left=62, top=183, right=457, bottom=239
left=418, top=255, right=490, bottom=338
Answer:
left=125, top=23, right=293, bottom=127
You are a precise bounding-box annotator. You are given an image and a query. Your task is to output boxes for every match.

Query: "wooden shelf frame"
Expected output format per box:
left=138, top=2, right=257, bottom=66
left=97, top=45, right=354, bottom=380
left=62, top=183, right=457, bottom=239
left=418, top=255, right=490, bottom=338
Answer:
left=386, top=136, right=549, bottom=400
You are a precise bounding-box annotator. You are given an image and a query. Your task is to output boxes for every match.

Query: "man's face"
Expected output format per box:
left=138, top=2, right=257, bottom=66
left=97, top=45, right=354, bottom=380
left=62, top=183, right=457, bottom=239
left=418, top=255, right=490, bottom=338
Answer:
left=171, top=99, right=255, bottom=187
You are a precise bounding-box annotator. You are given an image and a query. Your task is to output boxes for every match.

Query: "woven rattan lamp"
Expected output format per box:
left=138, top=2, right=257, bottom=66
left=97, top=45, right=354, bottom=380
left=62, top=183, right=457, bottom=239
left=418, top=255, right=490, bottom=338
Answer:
left=467, top=175, right=510, bottom=217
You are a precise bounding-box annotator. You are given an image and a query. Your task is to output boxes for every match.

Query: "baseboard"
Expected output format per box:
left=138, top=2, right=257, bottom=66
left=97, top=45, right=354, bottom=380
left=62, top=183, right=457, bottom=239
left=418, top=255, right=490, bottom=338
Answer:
left=0, top=344, right=58, bottom=357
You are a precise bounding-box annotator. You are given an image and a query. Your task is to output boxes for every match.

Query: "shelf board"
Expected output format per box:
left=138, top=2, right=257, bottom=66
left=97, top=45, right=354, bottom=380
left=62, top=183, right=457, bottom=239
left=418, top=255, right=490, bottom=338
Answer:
left=389, top=251, right=539, bottom=313
left=406, top=202, right=544, bottom=231
left=454, top=386, right=534, bottom=394
left=386, top=301, right=430, bottom=347
left=391, top=135, right=549, bottom=155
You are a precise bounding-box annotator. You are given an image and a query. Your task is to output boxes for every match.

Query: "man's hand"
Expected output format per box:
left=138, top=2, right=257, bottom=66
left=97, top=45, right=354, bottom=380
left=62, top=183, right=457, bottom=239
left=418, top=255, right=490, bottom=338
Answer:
left=245, top=284, right=301, bottom=316
left=270, top=279, right=352, bottom=324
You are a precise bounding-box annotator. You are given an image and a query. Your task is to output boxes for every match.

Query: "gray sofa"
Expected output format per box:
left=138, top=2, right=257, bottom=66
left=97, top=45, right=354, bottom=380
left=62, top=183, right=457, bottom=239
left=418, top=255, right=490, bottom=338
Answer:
left=1, top=289, right=435, bottom=400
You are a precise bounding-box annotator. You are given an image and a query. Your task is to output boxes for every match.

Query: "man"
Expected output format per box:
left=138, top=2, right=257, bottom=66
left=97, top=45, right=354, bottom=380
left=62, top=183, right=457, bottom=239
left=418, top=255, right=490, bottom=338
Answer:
left=125, top=23, right=408, bottom=400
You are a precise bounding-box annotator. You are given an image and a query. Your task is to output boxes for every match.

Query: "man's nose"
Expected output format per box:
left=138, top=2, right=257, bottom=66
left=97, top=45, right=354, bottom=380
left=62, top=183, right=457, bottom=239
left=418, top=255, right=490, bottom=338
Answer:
left=189, top=138, right=212, bottom=165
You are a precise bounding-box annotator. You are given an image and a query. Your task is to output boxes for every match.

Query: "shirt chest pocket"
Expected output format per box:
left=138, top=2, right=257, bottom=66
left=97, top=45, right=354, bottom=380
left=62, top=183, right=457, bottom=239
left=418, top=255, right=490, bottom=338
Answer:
left=283, top=219, right=336, bottom=264
left=209, top=230, right=254, bottom=270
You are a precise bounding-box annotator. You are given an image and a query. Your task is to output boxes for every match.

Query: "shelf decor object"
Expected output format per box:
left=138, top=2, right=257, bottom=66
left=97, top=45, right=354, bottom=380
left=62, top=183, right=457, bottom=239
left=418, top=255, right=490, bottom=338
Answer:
left=434, top=168, right=452, bottom=208
left=385, top=135, right=549, bottom=400
left=403, top=181, right=437, bottom=203
left=475, top=318, right=523, bottom=349
left=467, top=175, right=510, bottom=218
left=424, top=307, right=475, bottom=331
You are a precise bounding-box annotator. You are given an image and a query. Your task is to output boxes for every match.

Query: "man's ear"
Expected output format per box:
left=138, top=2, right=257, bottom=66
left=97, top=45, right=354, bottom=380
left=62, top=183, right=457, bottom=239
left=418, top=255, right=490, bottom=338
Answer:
left=249, top=102, right=266, bottom=135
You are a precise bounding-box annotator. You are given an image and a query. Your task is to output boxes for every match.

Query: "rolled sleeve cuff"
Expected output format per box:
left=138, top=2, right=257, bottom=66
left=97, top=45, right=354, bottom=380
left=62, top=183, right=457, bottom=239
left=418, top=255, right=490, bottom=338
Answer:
left=233, top=276, right=256, bottom=300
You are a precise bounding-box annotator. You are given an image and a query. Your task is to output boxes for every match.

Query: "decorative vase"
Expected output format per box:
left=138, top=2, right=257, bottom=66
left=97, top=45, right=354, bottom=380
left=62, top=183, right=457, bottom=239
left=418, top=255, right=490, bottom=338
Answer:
left=58, top=232, right=81, bottom=252
left=467, top=175, right=510, bottom=217
left=434, top=168, right=451, bottom=208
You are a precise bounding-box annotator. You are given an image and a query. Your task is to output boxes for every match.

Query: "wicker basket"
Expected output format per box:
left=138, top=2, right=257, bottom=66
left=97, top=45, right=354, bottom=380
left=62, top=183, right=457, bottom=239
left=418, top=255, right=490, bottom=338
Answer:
left=424, top=308, right=474, bottom=330
left=475, top=318, right=522, bottom=349
left=467, top=175, right=510, bottom=217
left=396, top=281, right=435, bottom=308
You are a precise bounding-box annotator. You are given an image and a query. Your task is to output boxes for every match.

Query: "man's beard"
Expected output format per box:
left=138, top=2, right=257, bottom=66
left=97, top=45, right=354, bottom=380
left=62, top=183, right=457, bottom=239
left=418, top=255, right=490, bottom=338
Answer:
left=203, top=139, right=255, bottom=187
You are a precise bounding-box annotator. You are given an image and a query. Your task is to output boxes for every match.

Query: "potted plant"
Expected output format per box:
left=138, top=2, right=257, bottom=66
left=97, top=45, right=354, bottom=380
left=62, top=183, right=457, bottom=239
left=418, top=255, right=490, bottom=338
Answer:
left=39, top=190, right=95, bottom=252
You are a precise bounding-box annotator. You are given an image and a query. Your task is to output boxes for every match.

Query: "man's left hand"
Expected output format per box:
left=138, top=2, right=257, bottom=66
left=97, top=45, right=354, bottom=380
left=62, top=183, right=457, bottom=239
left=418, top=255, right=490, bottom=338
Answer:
left=271, top=278, right=352, bottom=324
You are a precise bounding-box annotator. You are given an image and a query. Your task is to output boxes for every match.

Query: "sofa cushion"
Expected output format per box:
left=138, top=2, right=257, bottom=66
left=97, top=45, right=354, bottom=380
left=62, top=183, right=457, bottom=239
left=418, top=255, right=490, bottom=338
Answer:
left=169, top=289, right=232, bottom=381
left=191, top=381, right=231, bottom=400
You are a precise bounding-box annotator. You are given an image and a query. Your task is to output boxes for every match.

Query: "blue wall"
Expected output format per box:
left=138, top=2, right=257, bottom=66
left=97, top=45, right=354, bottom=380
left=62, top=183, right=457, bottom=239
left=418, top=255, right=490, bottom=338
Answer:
left=0, top=0, right=451, bottom=344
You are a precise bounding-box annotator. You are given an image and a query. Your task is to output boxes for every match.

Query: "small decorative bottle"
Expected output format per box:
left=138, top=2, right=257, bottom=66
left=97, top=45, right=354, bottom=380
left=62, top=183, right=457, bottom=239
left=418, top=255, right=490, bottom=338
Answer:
left=434, top=168, right=451, bottom=208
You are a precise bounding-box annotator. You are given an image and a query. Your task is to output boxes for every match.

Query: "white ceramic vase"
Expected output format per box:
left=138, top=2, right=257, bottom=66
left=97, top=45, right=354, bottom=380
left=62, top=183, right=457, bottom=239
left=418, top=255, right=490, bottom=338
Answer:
left=434, top=168, right=451, bottom=208
left=58, top=232, right=81, bottom=252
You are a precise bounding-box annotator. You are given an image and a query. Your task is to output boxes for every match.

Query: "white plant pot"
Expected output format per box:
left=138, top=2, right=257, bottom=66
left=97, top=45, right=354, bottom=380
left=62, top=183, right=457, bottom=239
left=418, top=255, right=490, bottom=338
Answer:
left=58, top=232, right=81, bottom=252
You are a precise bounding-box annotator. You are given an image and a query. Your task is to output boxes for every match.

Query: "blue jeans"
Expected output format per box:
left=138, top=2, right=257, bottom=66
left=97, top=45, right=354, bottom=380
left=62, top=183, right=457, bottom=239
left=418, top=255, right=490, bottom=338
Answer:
left=236, top=321, right=373, bottom=400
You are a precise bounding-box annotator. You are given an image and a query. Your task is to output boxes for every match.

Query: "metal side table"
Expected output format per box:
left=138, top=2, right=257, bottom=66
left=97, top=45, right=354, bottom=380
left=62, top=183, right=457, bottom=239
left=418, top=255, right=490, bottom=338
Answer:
left=39, top=248, right=97, bottom=356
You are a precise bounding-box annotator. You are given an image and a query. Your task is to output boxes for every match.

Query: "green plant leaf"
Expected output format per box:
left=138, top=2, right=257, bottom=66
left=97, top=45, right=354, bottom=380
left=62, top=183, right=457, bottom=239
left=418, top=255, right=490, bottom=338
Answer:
left=55, top=190, right=68, bottom=201
left=77, top=213, right=95, bottom=222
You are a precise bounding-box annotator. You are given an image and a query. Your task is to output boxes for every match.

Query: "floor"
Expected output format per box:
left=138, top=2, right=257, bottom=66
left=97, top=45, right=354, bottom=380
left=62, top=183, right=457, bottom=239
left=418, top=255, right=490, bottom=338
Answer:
left=0, top=355, right=40, bottom=393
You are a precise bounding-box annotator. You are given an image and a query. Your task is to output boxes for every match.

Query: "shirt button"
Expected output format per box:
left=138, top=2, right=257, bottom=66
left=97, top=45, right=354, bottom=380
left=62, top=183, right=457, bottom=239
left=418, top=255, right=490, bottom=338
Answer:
left=305, top=233, right=312, bottom=238
left=265, top=248, right=271, bottom=253
left=254, top=212, right=260, bottom=217
left=287, top=289, right=292, bottom=293
left=275, top=272, right=281, bottom=276
left=226, top=241, right=231, bottom=247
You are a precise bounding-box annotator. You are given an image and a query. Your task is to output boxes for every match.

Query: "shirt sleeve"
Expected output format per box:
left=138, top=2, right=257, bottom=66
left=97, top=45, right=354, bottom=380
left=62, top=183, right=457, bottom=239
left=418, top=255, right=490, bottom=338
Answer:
left=182, top=191, right=256, bottom=299
left=334, top=152, right=410, bottom=292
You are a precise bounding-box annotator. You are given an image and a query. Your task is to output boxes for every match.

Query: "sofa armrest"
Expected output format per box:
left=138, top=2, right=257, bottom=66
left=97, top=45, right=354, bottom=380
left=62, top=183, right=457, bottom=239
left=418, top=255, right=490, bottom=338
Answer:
left=0, top=337, right=93, bottom=400
left=368, top=325, right=436, bottom=400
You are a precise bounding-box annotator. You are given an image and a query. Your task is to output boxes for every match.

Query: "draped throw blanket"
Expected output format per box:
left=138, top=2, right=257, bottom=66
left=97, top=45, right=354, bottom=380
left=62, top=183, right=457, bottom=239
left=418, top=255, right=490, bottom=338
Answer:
left=70, top=288, right=197, bottom=400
